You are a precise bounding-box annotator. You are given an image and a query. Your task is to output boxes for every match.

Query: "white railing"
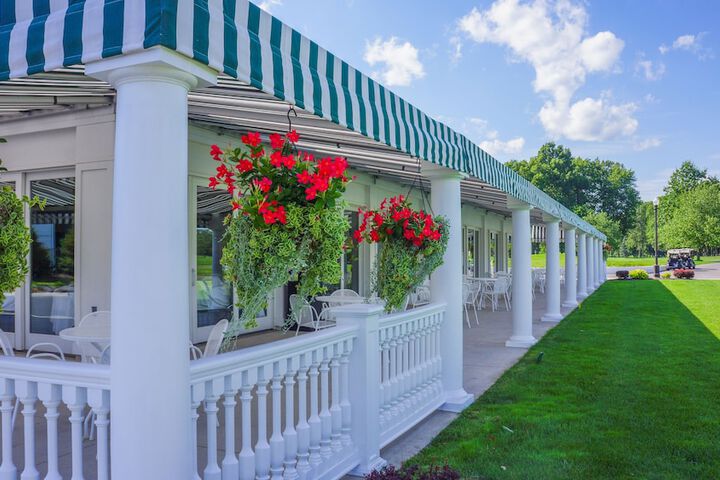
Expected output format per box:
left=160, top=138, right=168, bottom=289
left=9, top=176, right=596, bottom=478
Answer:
left=0, top=358, right=110, bottom=480
left=377, top=303, right=445, bottom=447
left=190, top=324, right=360, bottom=480
left=0, top=302, right=448, bottom=479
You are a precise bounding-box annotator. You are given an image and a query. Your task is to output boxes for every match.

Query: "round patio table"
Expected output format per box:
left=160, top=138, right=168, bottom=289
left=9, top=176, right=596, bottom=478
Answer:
left=59, top=324, right=110, bottom=362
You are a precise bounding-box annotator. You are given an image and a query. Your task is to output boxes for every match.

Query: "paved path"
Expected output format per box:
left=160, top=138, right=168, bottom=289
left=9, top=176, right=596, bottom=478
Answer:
left=692, top=262, right=720, bottom=279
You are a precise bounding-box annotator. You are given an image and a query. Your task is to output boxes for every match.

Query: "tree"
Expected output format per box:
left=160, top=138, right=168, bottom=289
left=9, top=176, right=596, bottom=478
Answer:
left=507, top=143, right=578, bottom=208
left=661, top=183, right=720, bottom=254
left=664, top=161, right=715, bottom=197
left=583, top=211, right=622, bottom=253
left=623, top=202, right=652, bottom=256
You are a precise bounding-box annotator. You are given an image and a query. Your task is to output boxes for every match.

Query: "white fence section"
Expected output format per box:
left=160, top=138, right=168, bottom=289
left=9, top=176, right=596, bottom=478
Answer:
left=0, top=358, right=110, bottom=480
left=0, top=302, right=448, bottom=479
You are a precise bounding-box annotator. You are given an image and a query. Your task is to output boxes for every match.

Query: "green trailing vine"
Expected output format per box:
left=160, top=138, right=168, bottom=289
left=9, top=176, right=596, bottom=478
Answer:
left=0, top=141, right=45, bottom=312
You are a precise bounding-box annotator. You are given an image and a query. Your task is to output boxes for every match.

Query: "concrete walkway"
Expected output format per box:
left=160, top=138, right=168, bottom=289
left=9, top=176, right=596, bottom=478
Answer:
left=378, top=288, right=576, bottom=467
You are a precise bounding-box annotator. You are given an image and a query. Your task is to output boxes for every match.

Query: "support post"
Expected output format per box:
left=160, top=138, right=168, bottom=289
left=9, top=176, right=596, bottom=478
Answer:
left=422, top=164, right=473, bottom=412
left=541, top=214, right=562, bottom=322
left=595, top=239, right=602, bottom=287
left=577, top=232, right=588, bottom=300
left=600, top=242, right=606, bottom=283
left=86, top=48, right=216, bottom=480
left=562, top=227, right=578, bottom=308
left=334, top=304, right=387, bottom=476
left=506, top=198, right=536, bottom=348
left=586, top=236, right=595, bottom=293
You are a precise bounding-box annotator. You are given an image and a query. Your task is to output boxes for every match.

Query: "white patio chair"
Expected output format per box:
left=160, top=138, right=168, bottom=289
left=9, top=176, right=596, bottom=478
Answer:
left=75, top=310, right=111, bottom=363
left=480, top=277, right=511, bottom=312
left=462, top=283, right=479, bottom=327
left=409, top=285, right=431, bottom=308
left=290, top=295, right=334, bottom=336
left=190, top=319, right=229, bottom=360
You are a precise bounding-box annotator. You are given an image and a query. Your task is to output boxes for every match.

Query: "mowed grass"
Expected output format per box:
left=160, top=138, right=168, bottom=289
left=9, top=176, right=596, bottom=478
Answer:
left=409, top=280, right=720, bottom=479
left=530, top=253, right=720, bottom=268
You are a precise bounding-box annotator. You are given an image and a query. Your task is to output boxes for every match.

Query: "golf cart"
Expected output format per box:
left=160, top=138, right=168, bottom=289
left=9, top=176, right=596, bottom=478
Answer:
left=667, top=248, right=696, bottom=270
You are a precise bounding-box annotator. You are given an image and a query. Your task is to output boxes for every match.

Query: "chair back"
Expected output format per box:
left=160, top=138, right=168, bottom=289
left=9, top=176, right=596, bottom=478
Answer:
left=0, top=329, right=14, bottom=357
left=493, top=277, right=509, bottom=293
left=462, top=283, right=474, bottom=303
left=26, top=342, right=65, bottom=361
left=204, top=319, right=229, bottom=358
left=330, top=289, right=359, bottom=297
left=78, top=310, right=111, bottom=329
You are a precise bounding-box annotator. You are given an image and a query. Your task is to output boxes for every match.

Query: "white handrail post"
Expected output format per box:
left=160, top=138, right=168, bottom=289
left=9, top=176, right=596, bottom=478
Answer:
left=335, top=304, right=387, bottom=476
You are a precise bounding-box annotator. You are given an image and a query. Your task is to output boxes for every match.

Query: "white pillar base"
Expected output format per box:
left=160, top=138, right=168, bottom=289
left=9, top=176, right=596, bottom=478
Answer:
left=562, top=300, right=578, bottom=308
left=440, top=389, right=475, bottom=413
left=541, top=313, right=563, bottom=323
left=577, top=292, right=588, bottom=300
left=506, top=335, right=538, bottom=348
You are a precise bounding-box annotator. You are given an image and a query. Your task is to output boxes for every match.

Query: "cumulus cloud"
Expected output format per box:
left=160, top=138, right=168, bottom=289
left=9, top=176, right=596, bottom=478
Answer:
left=258, top=0, right=282, bottom=13
left=660, top=33, right=714, bottom=60
left=457, top=0, right=637, bottom=142
left=633, top=137, right=662, bottom=151
left=635, top=57, right=666, bottom=81
left=363, top=37, right=425, bottom=87
left=480, top=136, right=526, bottom=156
left=441, top=116, right=525, bottom=158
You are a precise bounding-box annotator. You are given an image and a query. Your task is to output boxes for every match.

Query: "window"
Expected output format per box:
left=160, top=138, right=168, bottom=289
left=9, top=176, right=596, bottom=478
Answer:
left=464, top=228, right=479, bottom=277
left=489, top=231, right=500, bottom=274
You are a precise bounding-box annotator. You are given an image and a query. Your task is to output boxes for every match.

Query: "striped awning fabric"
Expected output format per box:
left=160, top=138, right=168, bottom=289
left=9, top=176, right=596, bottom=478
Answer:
left=0, top=0, right=604, bottom=240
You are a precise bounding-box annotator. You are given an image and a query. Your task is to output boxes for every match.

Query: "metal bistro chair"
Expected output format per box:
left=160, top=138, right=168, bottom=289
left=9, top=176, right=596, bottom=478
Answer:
left=462, top=283, right=479, bottom=327
left=480, top=276, right=511, bottom=312
left=190, top=319, right=229, bottom=360
left=290, top=294, right=335, bottom=336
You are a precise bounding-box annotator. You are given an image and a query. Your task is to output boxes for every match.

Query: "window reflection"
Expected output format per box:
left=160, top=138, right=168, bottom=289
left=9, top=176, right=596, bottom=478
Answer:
left=30, top=178, right=75, bottom=335
left=0, top=181, right=16, bottom=332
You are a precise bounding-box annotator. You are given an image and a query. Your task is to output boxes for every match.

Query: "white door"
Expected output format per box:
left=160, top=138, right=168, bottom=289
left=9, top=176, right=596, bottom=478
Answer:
left=0, top=172, right=23, bottom=349
left=189, top=178, right=274, bottom=344
left=24, top=170, right=78, bottom=352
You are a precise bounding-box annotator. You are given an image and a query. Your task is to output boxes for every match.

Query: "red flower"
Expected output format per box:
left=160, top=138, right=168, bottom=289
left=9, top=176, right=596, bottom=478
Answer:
left=370, top=230, right=380, bottom=242
left=373, top=213, right=384, bottom=227
left=254, top=177, right=272, bottom=193
left=430, top=231, right=442, bottom=241
left=286, top=130, right=300, bottom=143
left=269, top=133, right=285, bottom=150
left=403, top=229, right=416, bottom=240
left=238, top=159, right=253, bottom=173
left=216, top=164, right=229, bottom=177
left=241, top=132, right=262, bottom=147
left=297, top=170, right=312, bottom=184
left=353, top=230, right=363, bottom=243
left=270, top=151, right=284, bottom=168
left=231, top=201, right=241, bottom=211
left=208, top=177, right=219, bottom=189
left=210, top=145, right=223, bottom=161
left=305, top=187, right=318, bottom=201
left=282, top=155, right=296, bottom=169
left=386, top=227, right=393, bottom=235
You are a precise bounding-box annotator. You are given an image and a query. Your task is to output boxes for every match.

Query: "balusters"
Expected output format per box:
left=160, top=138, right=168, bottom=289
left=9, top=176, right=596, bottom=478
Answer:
left=318, top=349, right=332, bottom=459
left=400, top=323, right=411, bottom=409
left=339, top=339, right=352, bottom=447
left=62, top=385, right=86, bottom=480
left=329, top=345, right=342, bottom=452
left=0, top=379, right=17, bottom=480
left=36, top=383, right=61, bottom=480
left=408, top=323, right=419, bottom=407
left=16, top=380, right=39, bottom=480
left=388, top=328, right=400, bottom=417
left=255, top=366, right=271, bottom=480
left=204, top=378, right=223, bottom=480
left=222, top=374, right=240, bottom=480
left=380, top=330, right=391, bottom=426
left=283, top=357, right=298, bottom=479
left=238, top=371, right=255, bottom=480
left=307, top=353, right=321, bottom=469
left=269, top=363, right=284, bottom=480
left=190, top=384, right=203, bottom=480
left=88, top=388, right=111, bottom=480
left=295, top=354, right=311, bottom=479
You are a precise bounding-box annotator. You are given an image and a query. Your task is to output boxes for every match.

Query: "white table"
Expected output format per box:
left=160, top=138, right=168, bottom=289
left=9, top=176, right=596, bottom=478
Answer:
left=60, top=324, right=110, bottom=362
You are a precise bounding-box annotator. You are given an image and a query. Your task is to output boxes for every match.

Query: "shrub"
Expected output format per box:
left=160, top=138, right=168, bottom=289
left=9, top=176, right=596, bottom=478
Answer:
left=629, top=269, right=649, bottom=280
left=673, top=268, right=695, bottom=279
left=660, top=271, right=671, bottom=279
left=365, top=464, right=460, bottom=480
left=616, top=270, right=629, bottom=279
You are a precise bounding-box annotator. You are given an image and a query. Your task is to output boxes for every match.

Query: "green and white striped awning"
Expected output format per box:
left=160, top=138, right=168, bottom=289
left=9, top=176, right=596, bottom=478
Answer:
left=0, top=0, right=604, bottom=240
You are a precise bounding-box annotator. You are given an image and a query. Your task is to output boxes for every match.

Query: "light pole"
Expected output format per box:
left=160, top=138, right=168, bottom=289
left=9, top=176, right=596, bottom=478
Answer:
left=653, top=197, right=660, bottom=278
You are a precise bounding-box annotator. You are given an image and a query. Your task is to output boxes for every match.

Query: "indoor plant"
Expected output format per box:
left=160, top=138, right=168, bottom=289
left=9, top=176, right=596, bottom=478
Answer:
left=209, top=130, right=350, bottom=336
left=354, top=195, right=448, bottom=312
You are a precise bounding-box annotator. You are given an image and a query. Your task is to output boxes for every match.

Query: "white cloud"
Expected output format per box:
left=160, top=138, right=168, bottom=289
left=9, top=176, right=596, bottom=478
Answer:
left=363, top=37, right=425, bottom=87
left=449, top=36, right=463, bottom=64
left=633, top=137, right=662, bottom=151
left=457, top=0, right=637, bottom=142
left=635, top=58, right=666, bottom=81
left=480, top=136, right=526, bottom=156
left=659, top=33, right=714, bottom=60
left=643, top=93, right=658, bottom=104
left=637, top=168, right=673, bottom=201
left=258, top=0, right=282, bottom=13
left=440, top=116, right=525, bottom=158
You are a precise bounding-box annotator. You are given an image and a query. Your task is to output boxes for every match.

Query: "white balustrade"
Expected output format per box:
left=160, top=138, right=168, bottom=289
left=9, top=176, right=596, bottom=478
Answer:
left=0, top=357, right=110, bottom=480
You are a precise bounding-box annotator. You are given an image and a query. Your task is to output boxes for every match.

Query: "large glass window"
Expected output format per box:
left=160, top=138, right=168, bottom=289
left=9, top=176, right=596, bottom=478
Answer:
left=0, top=181, right=16, bottom=332
left=489, top=231, right=500, bottom=274
left=341, top=212, right=360, bottom=291
left=464, top=228, right=479, bottom=277
left=195, top=186, right=233, bottom=328
left=30, top=177, right=75, bottom=335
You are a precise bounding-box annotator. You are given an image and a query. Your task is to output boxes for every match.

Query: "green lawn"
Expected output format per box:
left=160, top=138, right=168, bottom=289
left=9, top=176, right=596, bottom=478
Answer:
left=410, top=280, right=720, bottom=479
left=530, top=253, right=720, bottom=268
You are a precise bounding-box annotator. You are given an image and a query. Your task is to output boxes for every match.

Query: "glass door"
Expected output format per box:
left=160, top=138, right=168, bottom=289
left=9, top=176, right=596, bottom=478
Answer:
left=25, top=171, right=77, bottom=351
left=189, top=179, right=273, bottom=343
left=0, top=173, right=22, bottom=348
left=489, top=231, right=500, bottom=274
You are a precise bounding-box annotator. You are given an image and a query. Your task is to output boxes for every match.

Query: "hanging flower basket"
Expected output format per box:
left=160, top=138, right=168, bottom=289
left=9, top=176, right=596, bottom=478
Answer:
left=209, top=130, right=351, bottom=337
left=354, top=195, right=448, bottom=312
left=0, top=153, right=44, bottom=312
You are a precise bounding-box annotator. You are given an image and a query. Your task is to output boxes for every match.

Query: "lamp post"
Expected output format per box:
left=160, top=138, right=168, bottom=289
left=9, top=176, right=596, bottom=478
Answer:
left=653, top=197, right=660, bottom=278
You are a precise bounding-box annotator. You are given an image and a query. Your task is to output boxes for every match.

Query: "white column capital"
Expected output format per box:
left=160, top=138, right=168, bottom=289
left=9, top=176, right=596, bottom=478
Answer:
left=506, top=196, right=533, bottom=211
left=542, top=212, right=560, bottom=224
left=421, top=162, right=468, bottom=181
left=563, top=224, right=576, bottom=233
left=86, top=46, right=217, bottom=89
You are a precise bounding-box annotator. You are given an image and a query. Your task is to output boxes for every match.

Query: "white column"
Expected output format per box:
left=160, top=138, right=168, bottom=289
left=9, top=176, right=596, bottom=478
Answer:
left=87, top=49, right=216, bottom=480
left=541, top=214, right=562, bottom=322
left=598, top=241, right=605, bottom=285
left=562, top=227, right=578, bottom=308
left=577, top=232, right=588, bottom=300
left=423, top=164, right=473, bottom=412
left=586, top=236, right=595, bottom=293
left=600, top=242, right=606, bottom=283
left=506, top=198, right=536, bottom=348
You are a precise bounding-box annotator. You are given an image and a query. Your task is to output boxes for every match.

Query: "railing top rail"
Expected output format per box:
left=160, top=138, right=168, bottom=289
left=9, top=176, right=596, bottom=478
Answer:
left=190, top=324, right=358, bottom=384
left=378, top=302, right=447, bottom=328
left=0, top=357, right=110, bottom=389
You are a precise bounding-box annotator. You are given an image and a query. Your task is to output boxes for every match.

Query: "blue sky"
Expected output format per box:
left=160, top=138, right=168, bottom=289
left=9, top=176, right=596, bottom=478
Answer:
left=258, top=0, right=719, bottom=200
